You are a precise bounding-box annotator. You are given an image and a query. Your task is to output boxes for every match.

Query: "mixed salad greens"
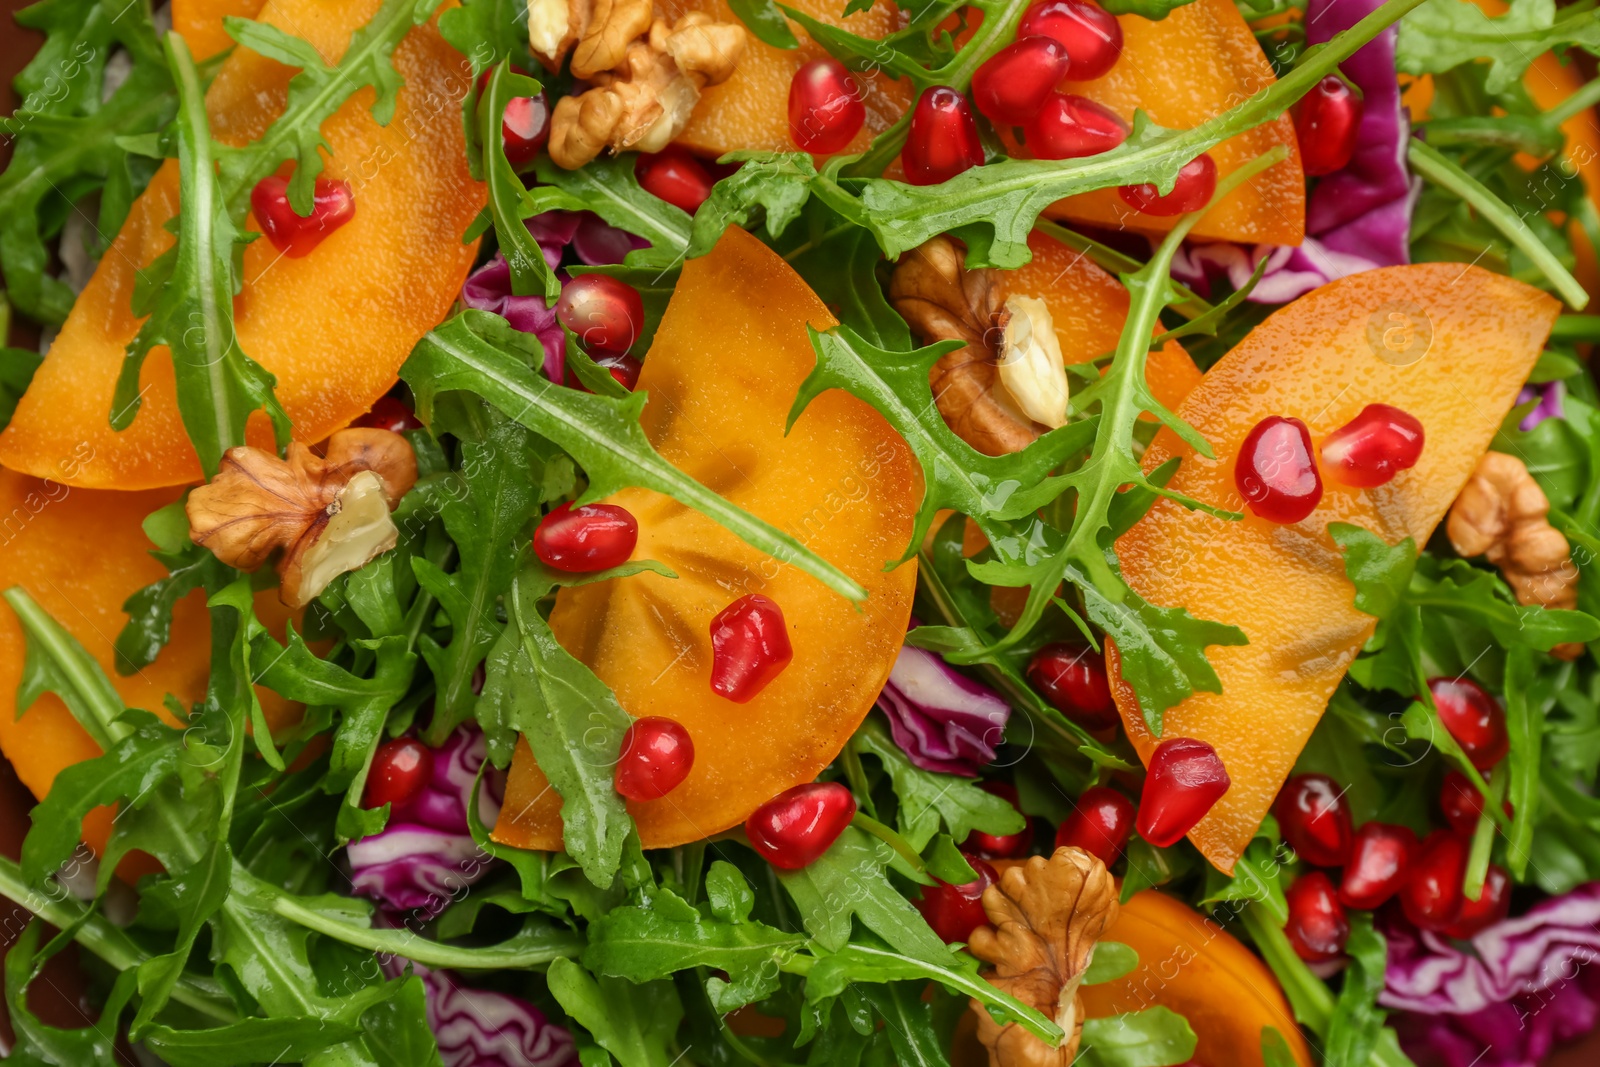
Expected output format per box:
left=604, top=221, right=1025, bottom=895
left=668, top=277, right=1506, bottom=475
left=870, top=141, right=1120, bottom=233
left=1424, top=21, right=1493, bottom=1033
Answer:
left=0, top=0, right=1599, bottom=1063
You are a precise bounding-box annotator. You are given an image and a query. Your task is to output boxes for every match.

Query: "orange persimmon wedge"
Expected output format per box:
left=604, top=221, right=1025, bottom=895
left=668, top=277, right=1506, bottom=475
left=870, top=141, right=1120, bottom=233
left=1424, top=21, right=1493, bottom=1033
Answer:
left=171, top=0, right=267, bottom=60
left=493, top=226, right=920, bottom=850
left=1107, top=264, right=1559, bottom=873
left=0, top=0, right=483, bottom=490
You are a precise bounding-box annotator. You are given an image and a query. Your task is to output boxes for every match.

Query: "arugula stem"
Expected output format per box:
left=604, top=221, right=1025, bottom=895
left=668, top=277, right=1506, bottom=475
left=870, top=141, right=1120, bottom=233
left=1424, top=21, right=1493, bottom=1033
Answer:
left=1551, top=314, right=1600, bottom=342
left=1032, top=220, right=1216, bottom=320
left=1543, top=76, right=1600, bottom=130
left=1462, top=762, right=1505, bottom=900
left=840, top=737, right=878, bottom=819
left=2, top=587, right=129, bottom=750
left=850, top=812, right=928, bottom=876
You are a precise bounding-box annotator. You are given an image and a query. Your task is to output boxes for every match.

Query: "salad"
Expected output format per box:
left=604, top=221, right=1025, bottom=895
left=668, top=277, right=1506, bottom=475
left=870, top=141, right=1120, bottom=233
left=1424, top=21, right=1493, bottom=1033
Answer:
left=0, top=0, right=1597, bottom=1064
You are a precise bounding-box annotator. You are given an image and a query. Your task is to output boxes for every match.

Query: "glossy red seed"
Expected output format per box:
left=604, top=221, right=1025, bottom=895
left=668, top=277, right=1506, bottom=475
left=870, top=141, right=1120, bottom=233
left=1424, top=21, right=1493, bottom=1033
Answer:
left=915, top=854, right=999, bottom=943
left=1285, top=871, right=1350, bottom=962
left=1136, top=737, right=1230, bottom=848
left=1119, top=153, right=1217, bottom=217
left=1274, top=774, right=1353, bottom=868
left=636, top=148, right=716, bottom=214
left=964, top=781, right=1036, bottom=859
left=614, top=717, right=695, bottom=802
left=1443, top=864, right=1511, bottom=939
left=1025, top=93, right=1129, bottom=160
left=501, top=92, right=553, bottom=166
left=1055, top=785, right=1136, bottom=867
left=355, top=395, right=423, bottom=433
left=1337, top=821, right=1417, bottom=910
left=1401, top=829, right=1468, bottom=931
left=1428, top=677, right=1509, bottom=770
left=251, top=175, right=356, bottom=258
left=972, top=37, right=1072, bottom=126
left=1440, top=770, right=1485, bottom=835
left=595, top=353, right=643, bottom=390
left=533, top=502, right=639, bottom=573
left=709, top=594, right=794, bottom=702
left=1235, top=415, right=1323, bottom=524
left=902, top=87, right=984, bottom=186
left=788, top=58, right=865, bottom=154
left=746, top=781, right=856, bottom=869
left=556, top=275, right=645, bottom=357
left=1296, top=75, right=1365, bottom=177
left=1320, top=403, right=1425, bottom=488
left=363, top=738, right=433, bottom=810
left=1026, top=643, right=1119, bottom=730
left=1018, top=0, right=1123, bottom=81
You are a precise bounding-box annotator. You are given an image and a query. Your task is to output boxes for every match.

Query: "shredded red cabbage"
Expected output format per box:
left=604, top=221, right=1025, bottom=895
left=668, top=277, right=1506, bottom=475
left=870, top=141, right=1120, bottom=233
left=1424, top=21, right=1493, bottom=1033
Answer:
left=380, top=959, right=578, bottom=1067
left=876, top=638, right=1011, bottom=776
left=1516, top=381, right=1566, bottom=430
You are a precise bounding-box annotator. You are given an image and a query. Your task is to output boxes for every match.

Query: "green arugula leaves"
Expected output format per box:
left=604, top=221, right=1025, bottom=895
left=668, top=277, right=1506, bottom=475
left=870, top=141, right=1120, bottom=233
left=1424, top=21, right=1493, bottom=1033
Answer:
left=1398, top=0, right=1600, bottom=94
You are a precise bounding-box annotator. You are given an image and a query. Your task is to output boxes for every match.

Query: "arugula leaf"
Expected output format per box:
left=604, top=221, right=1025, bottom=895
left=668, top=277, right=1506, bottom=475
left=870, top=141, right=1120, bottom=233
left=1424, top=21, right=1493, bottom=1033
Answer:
left=548, top=959, right=684, bottom=1067
left=1328, top=524, right=1417, bottom=624
left=860, top=983, right=950, bottom=1067
left=1083, top=941, right=1139, bottom=986
left=4, top=586, right=126, bottom=751
left=0, top=347, right=42, bottom=431
left=1260, top=1027, right=1300, bottom=1067
left=1322, top=912, right=1392, bottom=1067
left=854, top=718, right=1025, bottom=850
left=1076, top=1008, right=1198, bottom=1067
left=530, top=155, right=692, bottom=266
left=1099, top=0, right=1198, bottom=15
left=479, top=63, right=559, bottom=300
left=5, top=920, right=134, bottom=1067
left=1397, top=0, right=1600, bottom=95
left=729, top=0, right=801, bottom=48
left=114, top=502, right=226, bottom=673
left=141, top=1017, right=366, bottom=1067
left=439, top=0, right=528, bottom=74
left=689, top=152, right=832, bottom=256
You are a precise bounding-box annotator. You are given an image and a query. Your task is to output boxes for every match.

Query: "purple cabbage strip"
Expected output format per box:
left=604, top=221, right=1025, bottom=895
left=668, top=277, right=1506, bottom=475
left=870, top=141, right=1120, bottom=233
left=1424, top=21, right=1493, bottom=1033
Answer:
left=876, top=639, right=1011, bottom=777
left=1391, top=969, right=1600, bottom=1067
left=380, top=957, right=578, bottom=1067
left=1516, top=381, right=1566, bottom=430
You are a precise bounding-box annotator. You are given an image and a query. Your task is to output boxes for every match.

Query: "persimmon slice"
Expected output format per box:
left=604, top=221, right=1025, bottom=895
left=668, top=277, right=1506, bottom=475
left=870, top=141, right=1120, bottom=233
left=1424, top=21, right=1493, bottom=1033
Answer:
left=0, top=0, right=483, bottom=489
left=1107, top=264, right=1559, bottom=873
left=493, top=227, right=920, bottom=850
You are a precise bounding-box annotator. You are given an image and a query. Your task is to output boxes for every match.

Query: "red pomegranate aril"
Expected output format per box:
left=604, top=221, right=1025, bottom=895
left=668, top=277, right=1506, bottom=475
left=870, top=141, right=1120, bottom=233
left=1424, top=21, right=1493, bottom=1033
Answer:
left=746, top=781, right=856, bottom=869
left=1026, top=643, right=1119, bottom=731
left=1444, top=864, right=1511, bottom=939
left=1055, top=785, right=1136, bottom=867
left=533, top=502, right=639, bottom=573
left=1235, top=415, right=1323, bottom=524
left=251, top=175, right=356, bottom=258
left=972, top=37, right=1072, bottom=126
left=1438, top=770, right=1511, bottom=835
left=902, top=87, right=984, bottom=186
left=709, top=594, right=793, bottom=702
left=1119, top=153, right=1217, bottom=217
left=1284, top=871, right=1350, bottom=962
left=1321, top=404, right=1425, bottom=488
left=1018, top=0, right=1123, bottom=81
left=916, top=854, right=999, bottom=943
left=788, top=58, right=865, bottom=154
left=1428, top=677, right=1509, bottom=770
left=1337, top=821, right=1417, bottom=910
left=363, top=738, right=433, bottom=810
left=1274, top=774, right=1353, bottom=867
left=556, top=275, right=645, bottom=357
left=1401, top=830, right=1468, bottom=931
left=501, top=93, right=553, bottom=166
left=614, top=717, right=694, bottom=802
left=1136, top=737, right=1230, bottom=848
left=1296, top=75, right=1364, bottom=177
left=1026, top=93, right=1129, bottom=160
left=636, top=148, right=715, bottom=214
left=594, top=353, right=643, bottom=390
left=964, top=781, right=1035, bottom=859
left=356, top=395, right=423, bottom=433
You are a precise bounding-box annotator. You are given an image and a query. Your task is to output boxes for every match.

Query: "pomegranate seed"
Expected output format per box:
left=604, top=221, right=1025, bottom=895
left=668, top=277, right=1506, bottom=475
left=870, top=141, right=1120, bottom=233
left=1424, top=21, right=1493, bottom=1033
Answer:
left=1235, top=415, right=1323, bottom=524
left=1025, top=93, right=1129, bottom=160
left=1136, top=737, right=1230, bottom=848
left=1055, top=785, right=1136, bottom=867
left=1018, top=0, right=1123, bottom=81
left=1296, top=75, right=1364, bottom=177
left=1320, top=404, right=1425, bottom=488
left=533, top=502, right=639, bottom=573
left=1119, top=153, right=1217, bottom=217
left=915, top=854, right=998, bottom=943
left=1273, top=774, right=1353, bottom=867
left=788, top=58, right=865, bottom=154
left=614, top=717, right=694, bottom=802
left=501, top=93, right=553, bottom=166
left=1428, top=677, right=1509, bottom=770
left=963, top=781, right=1036, bottom=859
left=556, top=275, right=645, bottom=357
left=745, top=781, right=856, bottom=869
left=594, top=353, right=642, bottom=390
left=1400, top=829, right=1467, bottom=931
left=1443, top=864, right=1511, bottom=939
left=972, top=37, right=1071, bottom=126
left=1337, top=821, right=1417, bottom=910
left=1439, top=770, right=1511, bottom=835
left=1284, top=871, right=1349, bottom=962
left=363, top=738, right=433, bottom=809
left=636, top=148, right=715, bottom=214
left=709, top=594, right=793, bottom=702
left=355, top=395, right=422, bottom=433
left=1026, top=643, right=1119, bottom=730
left=902, top=87, right=984, bottom=186
left=250, top=175, right=355, bottom=258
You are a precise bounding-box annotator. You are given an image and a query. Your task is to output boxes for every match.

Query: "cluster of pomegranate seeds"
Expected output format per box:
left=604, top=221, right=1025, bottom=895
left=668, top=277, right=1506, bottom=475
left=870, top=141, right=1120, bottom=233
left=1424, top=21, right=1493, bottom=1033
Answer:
left=636, top=148, right=715, bottom=214
left=1235, top=415, right=1323, bottom=524
left=1274, top=774, right=1353, bottom=867
left=356, top=395, right=423, bottom=433
left=533, top=502, right=639, bottom=573
left=1428, top=677, right=1509, bottom=769
left=1295, top=74, right=1365, bottom=177
left=788, top=59, right=865, bottom=154
left=1321, top=403, right=1425, bottom=488
left=1136, top=737, right=1230, bottom=848
left=709, top=594, right=793, bottom=702
left=557, top=275, right=645, bottom=357
left=903, top=87, right=985, bottom=185
left=916, top=854, right=998, bottom=943
left=972, top=37, right=1071, bottom=126
left=613, top=716, right=694, bottom=802
left=1119, top=154, right=1218, bottom=217
left=1285, top=871, right=1350, bottom=962
left=1055, top=785, right=1136, bottom=867
left=362, top=737, right=433, bottom=809
left=251, top=175, right=356, bottom=258
left=746, top=781, right=856, bottom=869
left=1019, top=0, right=1123, bottom=79
left=1025, top=642, right=1119, bottom=730
left=1445, top=864, right=1511, bottom=939
left=1027, top=94, right=1129, bottom=160
left=964, top=781, right=1035, bottom=858
left=1401, top=829, right=1470, bottom=931
left=1337, top=821, right=1416, bottom=909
